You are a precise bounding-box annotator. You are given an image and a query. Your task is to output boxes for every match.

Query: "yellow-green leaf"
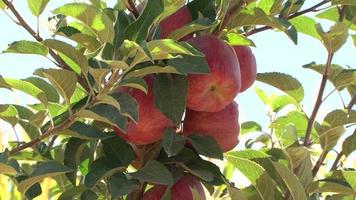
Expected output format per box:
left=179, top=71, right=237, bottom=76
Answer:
left=43, top=39, right=89, bottom=75
left=3, top=40, right=48, bottom=56
left=42, top=69, right=77, bottom=106
left=0, top=163, right=17, bottom=175
left=53, top=3, right=114, bottom=43
left=27, top=0, right=50, bottom=16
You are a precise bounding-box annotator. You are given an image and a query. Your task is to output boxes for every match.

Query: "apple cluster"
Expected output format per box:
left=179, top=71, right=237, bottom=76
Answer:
left=114, top=4, right=257, bottom=200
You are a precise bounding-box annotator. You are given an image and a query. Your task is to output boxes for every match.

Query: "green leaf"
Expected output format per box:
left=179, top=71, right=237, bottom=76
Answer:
left=3, top=40, right=48, bottom=56
left=168, top=18, right=214, bottom=40
left=342, top=171, right=356, bottom=191
left=342, top=134, right=356, bottom=156
left=167, top=54, right=210, bottom=75
left=162, top=128, right=186, bottom=157
left=0, top=104, right=18, bottom=126
left=188, top=133, right=223, bottom=160
left=225, top=153, right=274, bottom=199
left=270, top=95, right=299, bottom=112
left=153, top=74, right=187, bottom=126
left=130, top=160, right=173, bottom=185
left=315, top=22, right=349, bottom=53
left=27, top=0, right=49, bottom=16
left=18, top=161, right=73, bottom=194
left=257, top=72, right=304, bottom=102
left=57, top=122, right=106, bottom=140
left=0, top=77, right=48, bottom=105
left=102, top=136, right=135, bottom=166
left=85, top=157, right=125, bottom=188
left=322, top=110, right=356, bottom=129
left=320, top=126, right=345, bottom=151
left=241, top=121, right=262, bottom=134
left=24, top=77, right=60, bottom=103
left=302, top=63, right=351, bottom=90
left=0, top=1, right=6, bottom=9
left=227, top=149, right=270, bottom=160
left=107, top=173, right=139, bottom=197
left=290, top=16, right=321, bottom=40
left=110, top=92, right=138, bottom=123
left=225, top=32, right=256, bottom=47
left=64, top=138, right=88, bottom=185
left=231, top=7, right=297, bottom=44
left=272, top=162, right=307, bottom=200
left=332, top=0, right=356, bottom=5
left=29, top=110, right=47, bottom=128
left=54, top=3, right=114, bottom=43
left=43, top=39, right=89, bottom=74
left=0, top=162, right=17, bottom=175
left=125, top=65, right=181, bottom=78
left=119, top=77, right=148, bottom=94
left=183, top=159, right=224, bottom=185
left=124, top=0, right=164, bottom=42
left=284, top=147, right=313, bottom=187
left=334, top=70, right=356, bottom=89
left=58, top=186, right=86, bottom=200
left=316, top=7, right=356, bottom=31
left=88, top=104, right=127, bottom=131
left=42, top=69, right=77, bottom=106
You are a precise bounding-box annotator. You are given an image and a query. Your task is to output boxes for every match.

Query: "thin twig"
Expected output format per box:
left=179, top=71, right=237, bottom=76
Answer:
left=245, top=0, right=331, bottom=36
left=312, top=150, right=328, bottom=177
left=346, top=94, right=356, bottom=111
left=304, top=53, right=334, bottom=146
left=9, top=119, right=73, bottom=155
left=330, top=151, right=343, bottom=171
left=213, top=0, right=246, bottom=35
left=127, top=0, right=139, bottom=18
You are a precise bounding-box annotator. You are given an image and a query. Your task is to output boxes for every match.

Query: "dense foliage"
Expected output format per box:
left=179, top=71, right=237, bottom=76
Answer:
left=0, top=0, right=355, bottom=199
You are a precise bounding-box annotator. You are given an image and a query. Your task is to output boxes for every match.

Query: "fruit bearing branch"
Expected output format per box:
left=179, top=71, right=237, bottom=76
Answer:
left=245, top=0, right=331, bottom=36
left=303, top=52, right=334, bottom=147
left=1, top=0, right=90, bottom=92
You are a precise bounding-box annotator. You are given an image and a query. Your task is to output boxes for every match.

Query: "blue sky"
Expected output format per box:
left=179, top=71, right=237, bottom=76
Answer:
left=0, top=1, right=355, bottom=162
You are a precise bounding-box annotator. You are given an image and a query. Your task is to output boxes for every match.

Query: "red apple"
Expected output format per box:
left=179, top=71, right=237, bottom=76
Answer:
left=114, top=77, right=173, bottom=145
left=136, top=2, right=192, bottom=40
left=159, top=6, right=192, bottom=39
left=186, top=35, right=241, bottom=112
left=143, top=175, right=206, bottom=200
left=232, top=46, right=257, bottom=92
left=183, top=102, right=240, bottom=152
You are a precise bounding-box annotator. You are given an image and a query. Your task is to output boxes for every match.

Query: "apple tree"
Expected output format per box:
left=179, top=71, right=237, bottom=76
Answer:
left=0, top=0, right=355, bottom=199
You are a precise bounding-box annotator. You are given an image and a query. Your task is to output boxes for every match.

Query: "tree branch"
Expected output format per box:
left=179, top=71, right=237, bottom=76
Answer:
left=346, top=94, right=356, bottom=111
left=1, top=0, right=90, bottom=91
left=312, top=150, right=328, bottom=177
left=127, top=0, right=139, bottom=18
left=330, top=151, right=343, bottom=171
left=303, top=53, right=334, bottom=146
left=245, top=0, right=331, bottom=36
left=9, top=119, right=73, bottom=155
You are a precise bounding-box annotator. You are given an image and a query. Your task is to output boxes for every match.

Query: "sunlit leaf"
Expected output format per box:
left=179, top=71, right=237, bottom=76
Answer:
left=54, top=3, right=114, bottom=43
left=315, top=22, right=349, bottom=53
left=43, top=39, right=89, bottom=74
left=18, top=161, right=72, bottom=194
left=27, top=0, right=50, bottom=16
left=272, top=162, right=307, bottom=200
left=3, top=40, right=48, bottom=56
left=257, top=72, right=304, bottom=102
left=342, top=134, right=356, bottom=156
left=241, top=121, right=262, bottom=135
left=42, top=69, right=77, bottom=106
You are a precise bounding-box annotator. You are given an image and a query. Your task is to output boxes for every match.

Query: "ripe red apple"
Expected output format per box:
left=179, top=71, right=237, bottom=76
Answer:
left=232, top=46, right=257, bottom=92
left=143, top=175, right=206, bottom=200
left=183, top=102, right=240, bottom=152
left=136, top=2, right=192, bottom=40
left=159, top=6, right=192, bottom=39
left=186, top=35, right=241, bottom=112
left=114, top=77, right=173, bottom=145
